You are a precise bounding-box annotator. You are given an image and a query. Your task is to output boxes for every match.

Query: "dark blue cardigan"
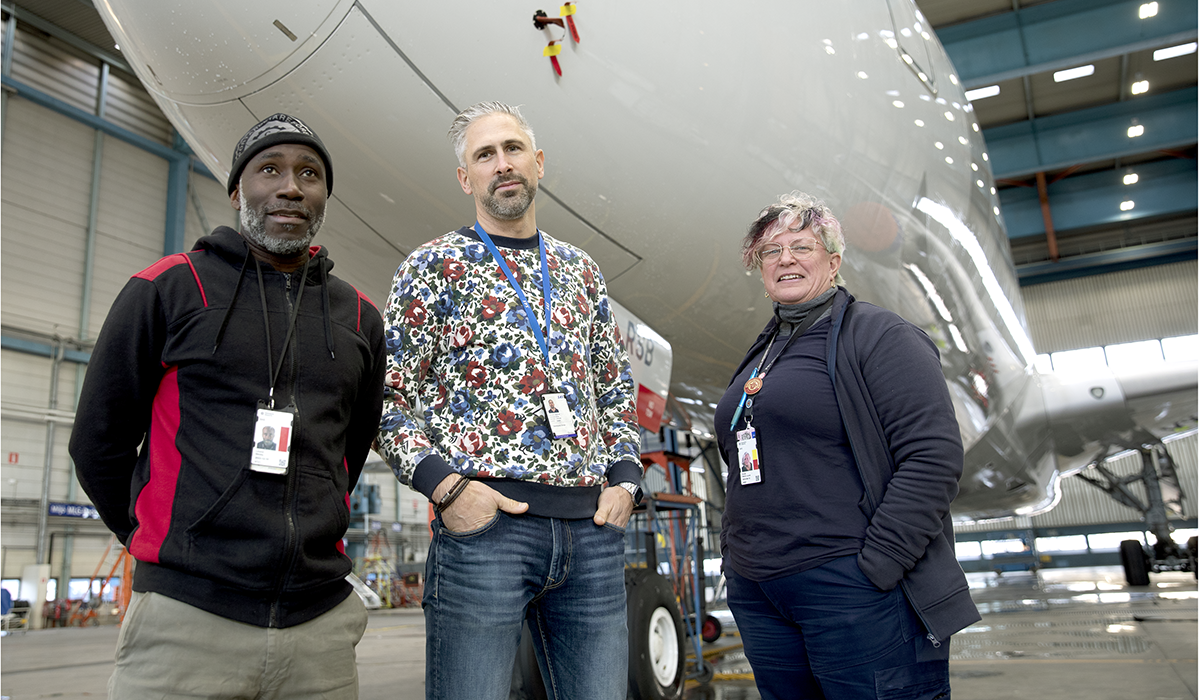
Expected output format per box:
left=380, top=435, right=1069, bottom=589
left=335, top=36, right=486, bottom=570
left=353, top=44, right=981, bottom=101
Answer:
left=723, top=287, right=981, bottom=641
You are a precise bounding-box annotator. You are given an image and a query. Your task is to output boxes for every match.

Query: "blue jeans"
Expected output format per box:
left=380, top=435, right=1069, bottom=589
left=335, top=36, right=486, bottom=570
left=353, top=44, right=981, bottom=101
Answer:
left=726, top=556, right=950, bottom=700
left=424, top=512, right=628, bottom=700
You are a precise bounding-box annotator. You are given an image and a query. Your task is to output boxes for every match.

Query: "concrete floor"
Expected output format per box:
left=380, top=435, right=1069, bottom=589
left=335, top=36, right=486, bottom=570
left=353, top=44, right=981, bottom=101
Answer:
left=1, top=566, right=1195, bottom=699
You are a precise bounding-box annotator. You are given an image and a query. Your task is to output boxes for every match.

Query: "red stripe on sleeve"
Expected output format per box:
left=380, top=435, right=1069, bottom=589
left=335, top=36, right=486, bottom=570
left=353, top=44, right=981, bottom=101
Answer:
left=129, top=367, right=183, bottom=564
left=133, top=253, right=208, bottom=307
left=182, top=253, right=209, bottom=307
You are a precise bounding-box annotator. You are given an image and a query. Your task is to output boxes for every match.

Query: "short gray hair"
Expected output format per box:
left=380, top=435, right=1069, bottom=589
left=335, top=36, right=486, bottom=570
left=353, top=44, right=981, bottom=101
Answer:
left=741, top=191, right=846, bottom=285
left=448, top=102, right=538, bottom=168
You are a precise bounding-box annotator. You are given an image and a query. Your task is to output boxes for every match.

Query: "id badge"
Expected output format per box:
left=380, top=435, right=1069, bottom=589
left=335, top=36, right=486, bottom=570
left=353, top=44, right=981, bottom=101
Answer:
left=541, top=392, right=577, bottom=439
left=250, top=408, right=294, bottom=475
left=736, top=427, right=762, bottom=485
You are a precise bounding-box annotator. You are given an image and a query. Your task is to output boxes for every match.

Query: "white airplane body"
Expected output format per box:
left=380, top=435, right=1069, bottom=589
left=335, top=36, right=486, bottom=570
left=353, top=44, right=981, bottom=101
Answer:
left=93, top=0, right=1197, bottom=521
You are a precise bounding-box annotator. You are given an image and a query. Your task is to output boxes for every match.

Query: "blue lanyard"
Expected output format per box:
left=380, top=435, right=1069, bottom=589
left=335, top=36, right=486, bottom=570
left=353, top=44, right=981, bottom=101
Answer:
left=473, top=222, right=553, bottom=371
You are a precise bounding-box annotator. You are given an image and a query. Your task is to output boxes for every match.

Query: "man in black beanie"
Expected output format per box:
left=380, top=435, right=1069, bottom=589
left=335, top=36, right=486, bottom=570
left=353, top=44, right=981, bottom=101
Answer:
left=71, top=114, right=386, bottom=699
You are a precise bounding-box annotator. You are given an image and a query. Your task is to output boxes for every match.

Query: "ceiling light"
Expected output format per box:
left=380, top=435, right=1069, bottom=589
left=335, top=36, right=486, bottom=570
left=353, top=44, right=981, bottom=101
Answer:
left=914, top=119, right=925, bottom=127
left=1154, top=42, right=1197, bottom=61
left=1054, top=65, right=1095, bottom=82
left=1128, top=124, right=1145, bottom=137
left=1123, top=173, right=1139, bottom=185
left=982, top=152, right=989, bottom=161
left=825, top=45, right=836, bottom=55
left=893, top=100, right=905, bottom=108
left=971, top=163, right=979, bottom=171
left=1139, top=2, right=1158, bottom=19
left=857, top=71, right=869, bottom=79
left=965, top=85, right=1000, bottom=101
left=958, top=136, right=969, bottom=145
left=1131, top=80, right=1149, bottom=94
left=1120, top=200, right=1135, bottom=211
left=977, top=180, right=984, bottom=188
left=935, top=141, right=945, bottom=149
left=945, top=156, right=954, bottom=164
left=993, top=206, right=1000, bottom=215
left=990, top=187, right=996, bottom=194
left=949, top=74, right=959, bottom=85
left=944, top=111, right=955, bottom=121
left=972, top=123, right=980, bottom=132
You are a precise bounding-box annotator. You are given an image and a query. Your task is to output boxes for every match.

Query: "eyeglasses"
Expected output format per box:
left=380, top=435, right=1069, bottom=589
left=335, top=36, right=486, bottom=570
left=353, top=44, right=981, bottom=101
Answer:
left=756, top=239, right=823, bottom=264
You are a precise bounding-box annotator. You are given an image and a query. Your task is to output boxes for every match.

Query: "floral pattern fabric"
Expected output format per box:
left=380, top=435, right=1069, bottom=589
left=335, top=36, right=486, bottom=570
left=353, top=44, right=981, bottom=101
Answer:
left=378, top=228, right=639, bottom=488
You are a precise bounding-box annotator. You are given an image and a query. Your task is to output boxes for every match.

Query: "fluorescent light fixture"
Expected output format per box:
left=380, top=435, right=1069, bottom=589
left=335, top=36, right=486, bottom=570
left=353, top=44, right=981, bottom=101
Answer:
left=1128, top=124, right=1145, bottom=137
left=1154, top=42, right=1197, bottom=61
left=965, top=85, right=1000, bottom=101
left=1120, top=200, right=1135, bottom=211
left=1053, top=65, right=1095, bottom=82
left=1123, top=173, right=1139, bottom=185
left=1139, top=2, right=1158, bottom=19
left=1131, top=80, right=1149, bottom=94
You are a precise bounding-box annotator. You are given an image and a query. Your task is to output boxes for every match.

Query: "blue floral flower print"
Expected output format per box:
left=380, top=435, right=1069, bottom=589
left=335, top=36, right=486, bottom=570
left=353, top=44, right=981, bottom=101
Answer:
left=520, top=425, right=553, bottom=456
left=385, top=326, right=404, bottom=357
left=464, top=242, right=487, bottom=263
left=449, top=389, right=472, bottom=416
left=491, top=342, right=522, bottom=368
left=435, top=289, right=455, bottom=316
left=505, top=307, right=531, bottom=333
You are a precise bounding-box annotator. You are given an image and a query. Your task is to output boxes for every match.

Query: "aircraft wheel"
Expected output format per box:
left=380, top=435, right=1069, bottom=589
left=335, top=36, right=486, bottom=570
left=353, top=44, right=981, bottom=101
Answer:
left=701, top=614, right=722, bottom=643
left=627, top=569, right=685, bottom=700
left=1188, top=536, right=1198, bottom=580
left=1119, top=539, right=1150, bottom=586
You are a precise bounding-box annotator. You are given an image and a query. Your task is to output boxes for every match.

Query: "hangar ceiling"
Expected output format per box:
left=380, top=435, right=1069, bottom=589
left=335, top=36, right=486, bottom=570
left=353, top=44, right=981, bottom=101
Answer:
left=6, top=0, right=1199, bottom=285
left=916, top=0, right=1198, bottom=284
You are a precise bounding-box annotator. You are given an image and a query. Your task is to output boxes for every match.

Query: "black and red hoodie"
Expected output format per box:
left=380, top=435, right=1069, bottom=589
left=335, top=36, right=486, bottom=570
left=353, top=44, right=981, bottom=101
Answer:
left=70, top=226, right=386, bottom=628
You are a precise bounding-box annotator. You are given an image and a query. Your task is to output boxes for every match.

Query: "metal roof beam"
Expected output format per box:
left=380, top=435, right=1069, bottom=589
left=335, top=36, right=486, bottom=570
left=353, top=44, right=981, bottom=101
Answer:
left=984, top=87, right=1196, bottom=180
left=1015, top=238, right=1197, bottom=285
left=998, top=158, right=1196, bottom=239
left=939, top=0, right=1198, bottom=89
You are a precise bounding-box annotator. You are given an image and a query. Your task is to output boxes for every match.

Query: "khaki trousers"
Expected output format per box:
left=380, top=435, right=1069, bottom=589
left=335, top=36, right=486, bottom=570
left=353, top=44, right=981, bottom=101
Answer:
left=109, top=591, right=367, bottom=699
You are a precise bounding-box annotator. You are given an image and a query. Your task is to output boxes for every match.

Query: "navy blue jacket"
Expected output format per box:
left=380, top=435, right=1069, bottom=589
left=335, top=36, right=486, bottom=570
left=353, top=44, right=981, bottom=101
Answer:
left=726, top=287, right=980, bottom=641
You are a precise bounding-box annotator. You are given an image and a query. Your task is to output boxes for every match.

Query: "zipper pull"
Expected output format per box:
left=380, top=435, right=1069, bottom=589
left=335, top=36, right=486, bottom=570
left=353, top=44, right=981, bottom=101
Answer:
left=927, top=633, right=941, bottom=648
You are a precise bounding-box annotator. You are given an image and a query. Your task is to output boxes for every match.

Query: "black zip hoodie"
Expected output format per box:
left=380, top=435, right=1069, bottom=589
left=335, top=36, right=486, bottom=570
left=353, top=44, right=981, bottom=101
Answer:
left=70, top=226, right=386, bottom=628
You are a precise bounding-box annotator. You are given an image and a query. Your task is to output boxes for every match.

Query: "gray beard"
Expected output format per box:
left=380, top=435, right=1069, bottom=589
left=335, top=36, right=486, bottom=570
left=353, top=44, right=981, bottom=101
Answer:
left=238, top=193, right=325, bottom=255
left=481, top=176, right=536, bottom=220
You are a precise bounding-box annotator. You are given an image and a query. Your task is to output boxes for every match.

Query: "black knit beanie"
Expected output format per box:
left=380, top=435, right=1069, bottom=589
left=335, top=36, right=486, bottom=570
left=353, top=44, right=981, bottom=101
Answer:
left=227, top=113, right=333, bottom=195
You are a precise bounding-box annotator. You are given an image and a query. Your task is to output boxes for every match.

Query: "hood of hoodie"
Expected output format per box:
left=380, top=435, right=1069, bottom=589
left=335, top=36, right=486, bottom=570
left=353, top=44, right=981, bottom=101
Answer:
left=195, top=226, right=333, bottom=280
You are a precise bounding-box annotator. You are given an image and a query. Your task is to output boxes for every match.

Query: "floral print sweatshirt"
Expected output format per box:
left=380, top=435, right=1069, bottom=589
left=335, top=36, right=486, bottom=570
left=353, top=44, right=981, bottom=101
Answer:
left=378, top=227, right=641, bottom=517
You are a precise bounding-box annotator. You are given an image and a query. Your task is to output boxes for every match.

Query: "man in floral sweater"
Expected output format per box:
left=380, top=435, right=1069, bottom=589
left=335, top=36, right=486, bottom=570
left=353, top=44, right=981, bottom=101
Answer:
left=378, top=102, right=642, bottom=700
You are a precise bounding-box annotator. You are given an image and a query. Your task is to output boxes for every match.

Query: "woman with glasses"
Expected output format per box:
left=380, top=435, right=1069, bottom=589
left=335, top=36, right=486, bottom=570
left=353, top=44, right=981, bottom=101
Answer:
left=713, top=191, right=979, bottom=699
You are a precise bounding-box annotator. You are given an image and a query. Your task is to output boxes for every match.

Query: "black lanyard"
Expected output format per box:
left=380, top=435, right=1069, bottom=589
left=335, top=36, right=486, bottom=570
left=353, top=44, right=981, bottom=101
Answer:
left=254, top=254, right=310, bottom=409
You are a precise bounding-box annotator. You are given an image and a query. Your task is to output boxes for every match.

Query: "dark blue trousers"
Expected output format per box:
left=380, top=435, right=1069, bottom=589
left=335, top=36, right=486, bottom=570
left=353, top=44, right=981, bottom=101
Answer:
left=726, top=555, right=950, bottom=700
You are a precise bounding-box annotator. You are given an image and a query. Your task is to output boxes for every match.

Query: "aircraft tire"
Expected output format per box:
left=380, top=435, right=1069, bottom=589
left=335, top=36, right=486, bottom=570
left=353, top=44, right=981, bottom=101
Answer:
left=627, top=569, right=685, bottom=700
left=1188, top=536, right=1197, bottom=580
left=701, top=614, right=722, bottom=643
left=1119, top=539, right=1150, bottom=586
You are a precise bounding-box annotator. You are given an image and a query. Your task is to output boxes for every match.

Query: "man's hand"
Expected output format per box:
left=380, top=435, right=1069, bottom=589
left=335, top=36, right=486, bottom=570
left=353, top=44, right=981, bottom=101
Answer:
left=593, top=485, right=634, bottom=528
left=432, top=474, right=528, bottom=533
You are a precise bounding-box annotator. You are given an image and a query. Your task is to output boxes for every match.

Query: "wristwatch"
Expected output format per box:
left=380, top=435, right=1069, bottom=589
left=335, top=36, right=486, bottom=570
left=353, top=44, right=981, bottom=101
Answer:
left=614, top=481, right=643, bottom=506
